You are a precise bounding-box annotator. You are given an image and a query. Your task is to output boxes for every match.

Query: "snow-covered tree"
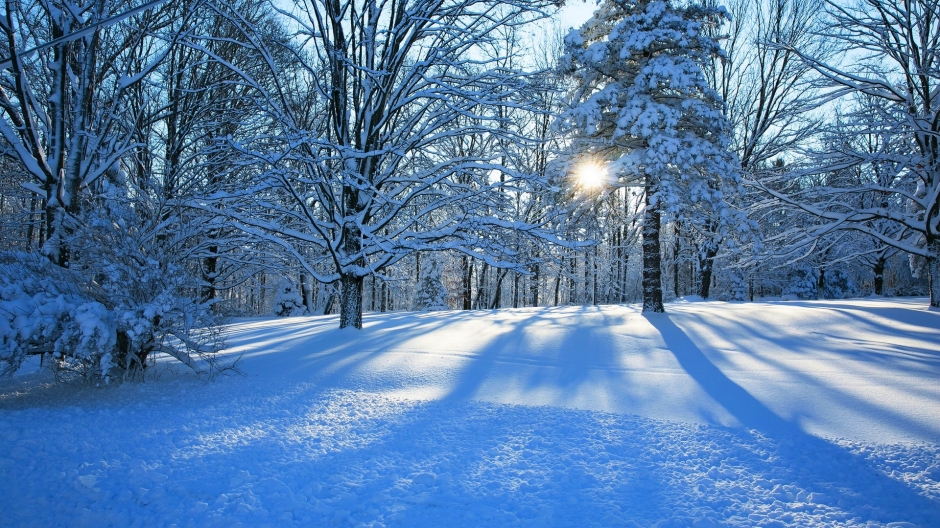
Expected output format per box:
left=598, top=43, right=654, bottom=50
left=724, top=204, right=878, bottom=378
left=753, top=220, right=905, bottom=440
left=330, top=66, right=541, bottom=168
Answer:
left=0, top=0, right=176, bottom=266
left=561, top=0, right=744, bottom=313
left=198, top=0, right=568, bottom=329
left=412, top=257, right=449, bottom=311
left=755, top=0, right=940, bottom=308
left=272, top=279, right=307, bottom=317
left=0, top=173, right=228, bottom=382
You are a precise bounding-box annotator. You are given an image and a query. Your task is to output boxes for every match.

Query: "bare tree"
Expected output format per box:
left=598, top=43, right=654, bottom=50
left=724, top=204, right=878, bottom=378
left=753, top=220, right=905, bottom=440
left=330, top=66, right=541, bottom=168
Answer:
left=756, top=0, right=940, bottom=307
left=198, top=0, right=567, bottom=328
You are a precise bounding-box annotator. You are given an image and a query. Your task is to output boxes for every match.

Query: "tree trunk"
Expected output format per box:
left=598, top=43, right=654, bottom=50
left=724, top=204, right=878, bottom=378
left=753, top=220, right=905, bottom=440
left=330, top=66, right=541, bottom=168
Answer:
left=568, top=255, right=576, bottom=304
left=463, top=257, right=473, bottom=310
left=380, top=280, right=387, bottom=313
left=928, top=237, right=940, bottom=309
left=530, top=261, right=540, bottom=307
left=673, top=222, right=681, bottom=298
left=339, top=272, right=363, bottom=329
left=698, top=244, right=718, bottom=299
left=474, top=262, right=489, bottom=309
left=300, top=272, right=311, bottom=312
left=553, top=272, right=561, bottom=306
left=592, top=246, right=599, bottom=305
left=873, top=257, right=885, bottom=296
left=642, top=180, right=665, bottom=313
left=201, top=247, right=218, bottom=303
left=491, top=269, right=508, bottom=309
left=817, top=268, right=826, bottom=300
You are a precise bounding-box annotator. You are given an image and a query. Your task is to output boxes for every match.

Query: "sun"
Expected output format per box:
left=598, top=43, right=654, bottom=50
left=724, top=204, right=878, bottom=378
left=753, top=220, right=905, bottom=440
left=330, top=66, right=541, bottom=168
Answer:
left=574, top=160, right=609, bottom=189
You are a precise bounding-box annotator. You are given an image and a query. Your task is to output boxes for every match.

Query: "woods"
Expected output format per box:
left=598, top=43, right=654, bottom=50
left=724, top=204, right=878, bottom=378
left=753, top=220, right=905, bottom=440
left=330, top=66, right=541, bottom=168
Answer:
left=0, top=0, right=936, bottom=380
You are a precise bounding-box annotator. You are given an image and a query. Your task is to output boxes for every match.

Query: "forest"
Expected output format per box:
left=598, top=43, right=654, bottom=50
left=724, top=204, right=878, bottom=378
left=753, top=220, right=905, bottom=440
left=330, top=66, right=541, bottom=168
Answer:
left=0, top=0, right=937, bottom=381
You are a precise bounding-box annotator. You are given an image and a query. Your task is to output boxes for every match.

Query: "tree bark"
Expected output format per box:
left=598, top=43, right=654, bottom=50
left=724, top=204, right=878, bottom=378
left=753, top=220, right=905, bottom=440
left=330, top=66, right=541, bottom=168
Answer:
left=697, top=243, right=718, bottom=299
left=339, top=272, right=363, bottom=329
left=491, top=269, right=508, bottom=309
left=928, top=237, right=940, bottom=309
left=642, top=180, right=665, bottom=313
left=201, top=247, right=218, bottom=303
left=673, top=222, right=680, bottom=298
left=873, top=257, right=885, bottom=296
left=462, top=257, right=473, bottom=310
left=816, top=268, right=826, bottom=300
left=530, top=261, right=540, bottom=307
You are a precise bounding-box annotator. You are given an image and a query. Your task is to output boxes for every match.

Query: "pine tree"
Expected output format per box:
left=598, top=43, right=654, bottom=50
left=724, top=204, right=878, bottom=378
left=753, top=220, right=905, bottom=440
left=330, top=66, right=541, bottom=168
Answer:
left=412, top=259, right=450, bottom=312
left=273, top=280, right=307, bottom=317
left=561, top=0, right=743, bottom=313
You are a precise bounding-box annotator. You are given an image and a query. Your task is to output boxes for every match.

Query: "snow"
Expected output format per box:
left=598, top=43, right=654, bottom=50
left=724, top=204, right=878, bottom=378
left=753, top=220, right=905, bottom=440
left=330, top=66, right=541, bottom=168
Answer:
left=2, top=297, right=939, bottom=526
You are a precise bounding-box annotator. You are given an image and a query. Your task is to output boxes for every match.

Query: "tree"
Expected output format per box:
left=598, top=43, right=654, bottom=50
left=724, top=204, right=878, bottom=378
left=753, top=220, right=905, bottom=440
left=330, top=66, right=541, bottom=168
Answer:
left=200, top=0, right=566, bottom=328
left=0, top=0, right=237, bottom=380
left=756, top=0, right=940, bottom=307
left=696, top=0, right=827, bottom=299
left=0, top=0, right=175, bottom=266
left=561, top=0, right=743, bottom=312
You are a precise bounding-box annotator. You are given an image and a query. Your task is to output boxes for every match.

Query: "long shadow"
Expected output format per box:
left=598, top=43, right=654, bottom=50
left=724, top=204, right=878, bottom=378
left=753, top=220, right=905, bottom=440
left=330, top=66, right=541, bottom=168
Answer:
left=644, top=312, right=940, bottom=523
left=671, top=308, right=940, bottom=440
left=644, top=312, right=796, bottom=434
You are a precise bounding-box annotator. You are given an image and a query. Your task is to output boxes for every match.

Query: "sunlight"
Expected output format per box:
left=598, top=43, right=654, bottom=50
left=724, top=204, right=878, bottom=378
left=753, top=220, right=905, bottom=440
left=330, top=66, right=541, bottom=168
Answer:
left=574, top=160, right=609, bottom=189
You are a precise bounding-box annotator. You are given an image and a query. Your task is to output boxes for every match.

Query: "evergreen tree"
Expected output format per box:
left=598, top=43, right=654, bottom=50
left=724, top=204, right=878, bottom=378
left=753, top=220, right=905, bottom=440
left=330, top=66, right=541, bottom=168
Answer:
left=561, top=0, right=743, bottom=313
left=413, top=259, right=450, bottom=312
left=272, top=280, right=307, bottom=317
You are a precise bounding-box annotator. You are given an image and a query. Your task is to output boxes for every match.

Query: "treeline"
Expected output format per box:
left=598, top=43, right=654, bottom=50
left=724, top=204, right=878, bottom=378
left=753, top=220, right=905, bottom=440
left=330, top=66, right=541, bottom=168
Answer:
left=0, top=0, right=935, bottom=380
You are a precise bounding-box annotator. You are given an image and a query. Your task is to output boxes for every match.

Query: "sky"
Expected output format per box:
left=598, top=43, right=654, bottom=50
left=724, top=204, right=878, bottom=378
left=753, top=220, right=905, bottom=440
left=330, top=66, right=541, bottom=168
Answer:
left=555, top=0, right=596, bottom=30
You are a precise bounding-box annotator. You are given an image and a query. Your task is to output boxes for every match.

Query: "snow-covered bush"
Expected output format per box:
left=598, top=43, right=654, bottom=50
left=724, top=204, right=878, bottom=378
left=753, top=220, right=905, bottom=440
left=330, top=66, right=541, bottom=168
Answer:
left=272, top=280, right=307, bottom=317
left=725, top=269, right=750, bottom=301
left=0, top=179, right=228, bottom=383
left=0, top=254, right=115, bottom=377
left=413, top=259, right=449, bottom=311
left=822, top=269, right=857, bottom=299
left=783, top=266, right=817, bottom=300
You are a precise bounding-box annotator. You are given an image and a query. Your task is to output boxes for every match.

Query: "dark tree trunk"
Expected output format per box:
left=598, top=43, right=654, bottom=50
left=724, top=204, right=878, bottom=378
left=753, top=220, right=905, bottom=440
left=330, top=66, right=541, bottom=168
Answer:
left=491, top=269, right=508, bottom=309
left=463, top=257, right=473, bottom=310
left=642, top=180, right=664, bottom=313
left=568, top=255, right=576, bottom=304
left=873, top=257, right=886, bottom=296
left=673, top=222, right=681, bottom=298
left=592, top=247, right=599, bottom=305
left=817, top=268, right=826, bottom=300
left=530, top=261, right=540, bottom=307
left=201, top=247, right=218, bottom=303
left=553, top=272, right=561, bottom=306
left=927, top=237, right=940, bottom=309
left=339, top=272, right=363, bottom=329
left=698, top=244, right=718, bottom=299
left=474, top=262, right=489, bottom=309
left=300, top=272, right=310, bottom=312
left=380, top=280, right=387, bottom=313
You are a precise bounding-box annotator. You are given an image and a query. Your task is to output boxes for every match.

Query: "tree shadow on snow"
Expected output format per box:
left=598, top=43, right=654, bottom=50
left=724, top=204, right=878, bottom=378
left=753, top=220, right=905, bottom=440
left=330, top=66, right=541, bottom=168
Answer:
left=644, top=312, right=940, bottom=526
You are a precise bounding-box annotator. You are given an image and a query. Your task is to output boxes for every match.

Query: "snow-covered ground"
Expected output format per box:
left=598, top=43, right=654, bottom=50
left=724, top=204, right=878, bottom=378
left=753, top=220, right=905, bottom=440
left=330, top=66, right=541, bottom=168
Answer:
left=2, top=297, right=939, bottom=527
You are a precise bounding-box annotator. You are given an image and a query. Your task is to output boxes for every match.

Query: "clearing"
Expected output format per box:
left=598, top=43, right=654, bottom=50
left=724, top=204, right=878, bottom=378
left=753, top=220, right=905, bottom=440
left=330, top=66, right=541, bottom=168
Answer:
left=1, top=297, right=939, bottom=527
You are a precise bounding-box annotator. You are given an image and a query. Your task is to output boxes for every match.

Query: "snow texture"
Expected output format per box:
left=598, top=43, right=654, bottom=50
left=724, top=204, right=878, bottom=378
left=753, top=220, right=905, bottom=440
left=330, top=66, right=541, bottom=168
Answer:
left=2, top=297, right=939, bottom=526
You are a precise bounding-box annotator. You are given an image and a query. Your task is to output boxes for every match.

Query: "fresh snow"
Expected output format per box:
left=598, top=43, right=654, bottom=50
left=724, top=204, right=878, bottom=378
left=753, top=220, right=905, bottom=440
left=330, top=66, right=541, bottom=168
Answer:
left=2, top=297, right=939, bottom=527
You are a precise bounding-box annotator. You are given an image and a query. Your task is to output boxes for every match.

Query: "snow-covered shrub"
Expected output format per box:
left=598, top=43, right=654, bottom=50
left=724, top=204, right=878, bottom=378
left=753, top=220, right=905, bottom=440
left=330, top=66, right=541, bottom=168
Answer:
left=725, top=269, right=750, bottom=301
left=0, top=253, right=115, bottom=377
left=412, top=259, right=449, bottom=311
left=272, top=280, right=307, bottom=317
left=783, top=266, right=817, bottom=300
left=822, top=269, right=857, bottom=299
left=0, top=178, right=228, bottom=383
